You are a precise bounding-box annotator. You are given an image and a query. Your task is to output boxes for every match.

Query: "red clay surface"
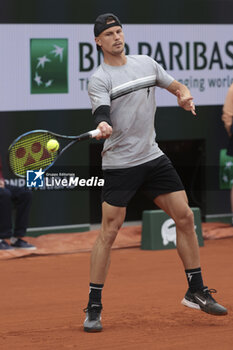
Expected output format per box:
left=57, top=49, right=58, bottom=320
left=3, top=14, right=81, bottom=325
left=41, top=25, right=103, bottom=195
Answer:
left=0, top=234, right=232, bottom=349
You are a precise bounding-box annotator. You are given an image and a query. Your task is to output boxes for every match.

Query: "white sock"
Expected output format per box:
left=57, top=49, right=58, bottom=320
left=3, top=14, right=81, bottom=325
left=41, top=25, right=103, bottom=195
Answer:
left=0, top=239, right=3, bottom=243
left=10, top=237, right=18, bottom=244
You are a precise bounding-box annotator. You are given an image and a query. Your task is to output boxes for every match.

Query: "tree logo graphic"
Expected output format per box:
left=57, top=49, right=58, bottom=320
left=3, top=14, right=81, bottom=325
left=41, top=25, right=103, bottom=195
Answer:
left=30, top=39, right=68, bottom=94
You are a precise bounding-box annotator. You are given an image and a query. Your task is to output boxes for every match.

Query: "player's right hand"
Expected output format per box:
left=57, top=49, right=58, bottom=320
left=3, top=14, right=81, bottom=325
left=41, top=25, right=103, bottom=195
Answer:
left=96, top=122, right=112, bottom=139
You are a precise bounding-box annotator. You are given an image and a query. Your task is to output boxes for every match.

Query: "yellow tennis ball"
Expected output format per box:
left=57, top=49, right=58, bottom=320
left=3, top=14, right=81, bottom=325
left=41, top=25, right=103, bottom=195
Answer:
left=47, top=139, right=59, bottom=152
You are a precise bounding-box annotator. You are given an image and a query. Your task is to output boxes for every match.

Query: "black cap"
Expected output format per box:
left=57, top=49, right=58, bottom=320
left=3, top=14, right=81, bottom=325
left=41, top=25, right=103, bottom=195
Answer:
left=94, top=13, right=122, bottom=38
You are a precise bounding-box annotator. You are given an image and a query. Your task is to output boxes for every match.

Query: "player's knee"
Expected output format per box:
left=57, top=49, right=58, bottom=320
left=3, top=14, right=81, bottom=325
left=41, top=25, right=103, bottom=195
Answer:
left=99, top=229, right=118, bottom=247
left=175, top=208, right=194, bottom=231
left=100, top=220, right=121, bottom=247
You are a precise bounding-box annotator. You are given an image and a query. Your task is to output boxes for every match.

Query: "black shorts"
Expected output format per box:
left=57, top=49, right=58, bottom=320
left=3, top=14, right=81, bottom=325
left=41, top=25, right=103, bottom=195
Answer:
left=102, top=155, right=185, bottom=207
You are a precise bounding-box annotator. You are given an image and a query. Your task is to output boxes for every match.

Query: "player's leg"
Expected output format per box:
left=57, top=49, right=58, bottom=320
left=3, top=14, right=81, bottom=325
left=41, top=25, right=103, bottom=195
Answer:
left=0, top=187, right=14, bottom=250
left=90, top=201, right=126, bottom=283
left=6, top=185, right=35, bottom=250
left=154, top=190, right=227, bottom=316
left=84, top=163, right=147, bottom=331
left=154, top=190, right=199, bottom=269
left=84, top=201, right=126, bottom=332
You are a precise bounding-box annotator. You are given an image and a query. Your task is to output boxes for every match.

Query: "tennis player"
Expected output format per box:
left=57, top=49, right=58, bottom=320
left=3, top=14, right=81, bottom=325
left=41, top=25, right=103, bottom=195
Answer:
left=83, top=13, right=228, bottom=332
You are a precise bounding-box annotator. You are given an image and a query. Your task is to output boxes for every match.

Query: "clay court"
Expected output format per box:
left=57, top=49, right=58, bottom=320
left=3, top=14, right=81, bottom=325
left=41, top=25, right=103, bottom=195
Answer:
left=0, top=224, right=233, bottom=350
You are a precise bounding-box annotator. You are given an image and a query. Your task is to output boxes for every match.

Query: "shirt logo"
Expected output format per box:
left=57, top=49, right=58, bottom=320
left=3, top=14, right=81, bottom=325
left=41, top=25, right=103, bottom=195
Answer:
left=26, top=169, right=44, bottom=188
left=30, top=38, right=68, bottom=94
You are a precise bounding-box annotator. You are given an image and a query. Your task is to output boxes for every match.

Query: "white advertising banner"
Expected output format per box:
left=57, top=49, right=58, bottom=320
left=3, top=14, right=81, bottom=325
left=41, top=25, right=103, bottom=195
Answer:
left=0, top=24, right=233, bottom=111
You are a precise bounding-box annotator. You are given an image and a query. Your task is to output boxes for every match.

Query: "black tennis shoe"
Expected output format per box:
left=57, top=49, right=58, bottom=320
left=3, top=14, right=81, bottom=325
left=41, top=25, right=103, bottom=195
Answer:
left=11, top=238, right=36, bottom=250
left=181, top=287, right=228, bottom=316
left=0, top=240, right=14, bottom=250
left=83, top=302, right=103, bottom=332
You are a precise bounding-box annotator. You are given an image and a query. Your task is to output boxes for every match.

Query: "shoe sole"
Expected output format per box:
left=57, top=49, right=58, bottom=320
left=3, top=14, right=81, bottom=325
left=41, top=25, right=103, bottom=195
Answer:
left=181, top=298, right=201, bottom=310
left=11, top=247, right=37, bottom=250
left=0, top=248, right=15, bottom=251
left=200, top=308, right=228, bottom=316
left=84, top=327, right=102, bottom=333
left=181, top=298, right=228, bottom=316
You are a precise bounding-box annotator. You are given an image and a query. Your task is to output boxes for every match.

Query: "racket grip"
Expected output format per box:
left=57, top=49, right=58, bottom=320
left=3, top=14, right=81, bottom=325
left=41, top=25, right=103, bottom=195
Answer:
left=89, top=129, right=101, bottom=138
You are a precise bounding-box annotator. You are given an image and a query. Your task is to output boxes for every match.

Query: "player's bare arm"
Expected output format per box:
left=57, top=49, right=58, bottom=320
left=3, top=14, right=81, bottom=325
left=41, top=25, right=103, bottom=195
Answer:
left=166, top=80, right=196, bottom=116
left=222, top=113, right=233, bottom=137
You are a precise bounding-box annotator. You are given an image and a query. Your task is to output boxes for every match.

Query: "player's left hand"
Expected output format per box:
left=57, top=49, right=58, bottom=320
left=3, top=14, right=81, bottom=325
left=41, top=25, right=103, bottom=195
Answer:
left=176, top=90, right=196, bottom=116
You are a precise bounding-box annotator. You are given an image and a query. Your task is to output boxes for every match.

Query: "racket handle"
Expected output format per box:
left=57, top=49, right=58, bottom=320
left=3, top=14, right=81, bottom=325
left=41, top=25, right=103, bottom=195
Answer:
left=89, top=129, right=101, bottom=138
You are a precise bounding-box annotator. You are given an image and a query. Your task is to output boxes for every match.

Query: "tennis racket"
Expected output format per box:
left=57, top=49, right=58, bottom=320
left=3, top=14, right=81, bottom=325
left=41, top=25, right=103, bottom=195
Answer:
left=8, top=129, right=100, bottom=178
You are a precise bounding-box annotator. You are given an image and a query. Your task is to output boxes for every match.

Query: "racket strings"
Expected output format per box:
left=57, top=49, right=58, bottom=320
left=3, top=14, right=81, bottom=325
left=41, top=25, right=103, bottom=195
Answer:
left=9, top=133, right=58, bottom=177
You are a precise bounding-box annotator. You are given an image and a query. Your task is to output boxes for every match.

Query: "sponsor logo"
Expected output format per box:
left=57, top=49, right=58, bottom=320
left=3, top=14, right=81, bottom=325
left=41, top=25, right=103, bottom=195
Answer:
left=187, top=273, right=193, bottom=282
left=161, top=218, right=177, bottom=246
left=195, top=296, right=207, bottom=305
left=30, top=38, right=68, bottom=94
left=26, top=169, right=44, bottom=188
